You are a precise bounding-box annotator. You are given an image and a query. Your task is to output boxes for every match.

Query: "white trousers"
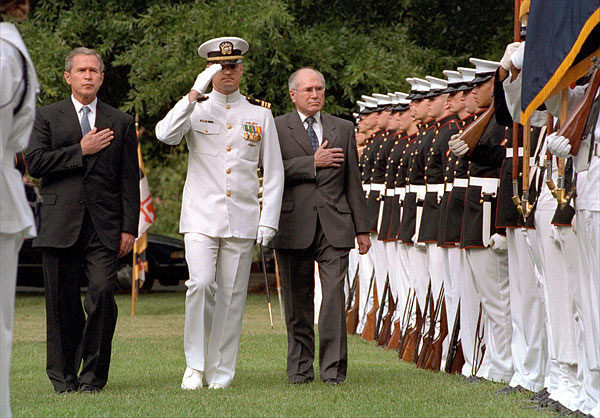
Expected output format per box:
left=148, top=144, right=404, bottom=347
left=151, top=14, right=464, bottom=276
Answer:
left=395, top=242, right=412, bottom=316
left=369, top=235, right=389, bottom=312
left=465, top=247, right=513, bottom=383
left=408, top=245, right=429, bottom=312
left=534, top=208, right=581, bottom=409
left=506, top=228, right=547, bottom=392
left=576, top=210, right=600, bottom=417
left=441, top=246, right=461, bottom=371
left=356, top=252, right=373, bottom=334
left=383, top=241, right=402, bottom=320
left=457, top=248, right=483, bottom=377
left=1, top=233, right=23, bottom=418
left=183, top=233, right=254, bottom=387
left=426, top=243, right=447, bottom=369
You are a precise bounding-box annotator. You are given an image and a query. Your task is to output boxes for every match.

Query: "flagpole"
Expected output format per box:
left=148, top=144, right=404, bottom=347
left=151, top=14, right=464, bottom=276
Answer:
left=132, top=244, right=136, bottom=316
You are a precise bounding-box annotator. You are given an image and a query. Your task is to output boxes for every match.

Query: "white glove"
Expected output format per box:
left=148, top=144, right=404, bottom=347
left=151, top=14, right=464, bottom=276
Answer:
left=511, top=42, right=525, bottom=70
left=449, top=134, right=469, bottom=157
left=501, top=42, right=521, bottom=70
left=546, top=132, right=572, bottom=158
left=488, top=233, right=507, bottom=252
left=412, top=234, right=426, bottom=249
left=256, top=226, right=277, bottom=246
left=191, top=64, right=223, bottom=95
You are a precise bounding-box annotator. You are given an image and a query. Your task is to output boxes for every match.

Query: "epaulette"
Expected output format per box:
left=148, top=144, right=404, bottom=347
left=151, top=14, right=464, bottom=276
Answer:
left=245, top=96, right=271, bottom=109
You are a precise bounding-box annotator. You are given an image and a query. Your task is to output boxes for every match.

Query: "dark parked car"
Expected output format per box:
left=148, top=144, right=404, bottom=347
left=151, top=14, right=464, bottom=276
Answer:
left=17, top=233, right=188, bottom=291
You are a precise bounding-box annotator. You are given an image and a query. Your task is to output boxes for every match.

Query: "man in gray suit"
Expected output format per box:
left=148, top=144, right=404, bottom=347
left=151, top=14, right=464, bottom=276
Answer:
left=271, top=67, right=370, bottom=385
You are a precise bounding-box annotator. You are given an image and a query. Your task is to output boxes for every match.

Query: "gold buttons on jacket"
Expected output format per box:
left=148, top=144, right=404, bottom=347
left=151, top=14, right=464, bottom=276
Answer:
left=226, top=146, right=232, bottom=152
left=227, top=124, right=232, bottom=129
left=226, top=169, right=231, bottom=174
left=227, top=192, right=231, bottom=197
left=225, top=105, right=230, bottom=110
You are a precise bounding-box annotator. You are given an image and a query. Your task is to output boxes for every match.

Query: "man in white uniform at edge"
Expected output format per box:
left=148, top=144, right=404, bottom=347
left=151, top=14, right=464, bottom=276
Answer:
left=155, top=36, right=284, bottom=390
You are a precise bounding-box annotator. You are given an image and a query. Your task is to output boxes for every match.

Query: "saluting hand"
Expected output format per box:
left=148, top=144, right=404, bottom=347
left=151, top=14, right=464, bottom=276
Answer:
left=80, top=127, right=114, bottom=156
left=314, top=140, right=345, bottom=168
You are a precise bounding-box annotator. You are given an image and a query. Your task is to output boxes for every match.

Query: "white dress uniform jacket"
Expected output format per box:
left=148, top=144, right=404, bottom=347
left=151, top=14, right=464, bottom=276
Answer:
left=0, top=22, right=39, bottom=238
left=156, top=89, right=284, bottom=237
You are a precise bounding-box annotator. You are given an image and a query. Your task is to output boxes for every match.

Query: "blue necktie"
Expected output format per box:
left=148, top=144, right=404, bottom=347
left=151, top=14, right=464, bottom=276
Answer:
left=81, top=106, right=91, bottom=136
left=306, top=116, right=319, bottom=153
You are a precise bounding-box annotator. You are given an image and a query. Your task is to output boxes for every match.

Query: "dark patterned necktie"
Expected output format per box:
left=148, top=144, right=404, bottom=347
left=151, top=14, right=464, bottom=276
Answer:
left=306, top=116, right=319, bottom=152
left=81, top=106, right=91, bottom=136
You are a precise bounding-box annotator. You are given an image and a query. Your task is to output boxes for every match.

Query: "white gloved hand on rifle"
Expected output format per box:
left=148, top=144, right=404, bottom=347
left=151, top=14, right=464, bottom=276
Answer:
left=501, top=42, right=521, bottom=70
left=511, top=41, right=525, bottom=70
left=546, top=132, right=572, bottom=158
left=256, top=225, right=277, bottom=246
left=191, top=63, right=223, bottom=95
left=488, top=233, right=507, bottom=252
left=449, top=134, right=469, bottom=157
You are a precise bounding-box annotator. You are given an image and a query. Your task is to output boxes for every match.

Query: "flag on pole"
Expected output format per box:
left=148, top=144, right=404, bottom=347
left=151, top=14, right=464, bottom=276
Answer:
left=133, top=116, right=155, bottom=299
left=520, top=0, right=600, bottom=123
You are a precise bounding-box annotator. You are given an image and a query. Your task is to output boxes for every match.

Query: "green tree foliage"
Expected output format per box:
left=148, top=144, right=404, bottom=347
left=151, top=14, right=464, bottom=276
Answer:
left=19, top=0, right=513, bottom=238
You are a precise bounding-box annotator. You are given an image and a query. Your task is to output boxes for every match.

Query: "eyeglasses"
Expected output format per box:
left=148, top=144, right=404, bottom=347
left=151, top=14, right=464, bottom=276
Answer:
left=293, top=86, right=325, bottom=94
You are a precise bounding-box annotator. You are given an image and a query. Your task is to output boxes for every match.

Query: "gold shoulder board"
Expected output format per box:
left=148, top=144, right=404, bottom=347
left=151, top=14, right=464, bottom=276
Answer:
left=245, top=96, right=271, bottom=109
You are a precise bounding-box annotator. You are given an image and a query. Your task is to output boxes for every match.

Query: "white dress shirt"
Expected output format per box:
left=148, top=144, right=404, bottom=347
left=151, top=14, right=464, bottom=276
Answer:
left=71, top=95, right=97, bottom=131
left=297, top=110, right=323, bottom=146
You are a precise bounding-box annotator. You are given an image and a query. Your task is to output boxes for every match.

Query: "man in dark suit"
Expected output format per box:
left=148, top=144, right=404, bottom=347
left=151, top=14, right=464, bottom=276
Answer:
left=271, top=67, right=370, bottom=385
left=25, top=47, right=139, bottom=394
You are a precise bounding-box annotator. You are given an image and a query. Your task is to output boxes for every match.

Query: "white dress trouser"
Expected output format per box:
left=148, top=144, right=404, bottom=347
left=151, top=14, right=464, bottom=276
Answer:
left=442, top=246, right=461, bottom=371
left=457, top=248, right=482, bottom=377
left=183, top=233, right=254, bottom=387
left=506, top=228, right=547, bottom=392
left=383, top=242, right=401, bottom=321
left=464, top=247, right=513, bottom=383
left=576, top=210, right=600, bottom=417
left=408, top=245, right=429, bottom=312
left=534, top=208, right=581, bottom=409
left=426, top=243, right=447, bottom=369
left=395, top=243, right=412, bottom=319
left=356, top=252, right=373, bottom=335
left=1, top=233, right=23, bottom=418
left=369, top=235, right=389, bottom=313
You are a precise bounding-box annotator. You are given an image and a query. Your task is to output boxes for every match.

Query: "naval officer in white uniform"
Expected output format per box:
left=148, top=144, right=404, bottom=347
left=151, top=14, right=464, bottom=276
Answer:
left=156, top=36, right=284, bottom=390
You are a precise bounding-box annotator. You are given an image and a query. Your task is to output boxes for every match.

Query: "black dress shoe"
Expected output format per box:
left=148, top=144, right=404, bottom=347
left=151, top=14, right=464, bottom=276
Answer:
left=323, top=379, right=344, bottom=385
left=79, top=384, right=102, bottom=394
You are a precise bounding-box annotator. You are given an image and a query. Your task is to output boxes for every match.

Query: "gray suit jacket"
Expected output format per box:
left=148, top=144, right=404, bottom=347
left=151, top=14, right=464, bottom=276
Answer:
left=271, top=111, right=369, bottom=250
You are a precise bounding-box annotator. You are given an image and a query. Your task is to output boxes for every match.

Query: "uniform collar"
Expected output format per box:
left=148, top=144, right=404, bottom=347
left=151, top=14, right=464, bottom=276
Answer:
left=210, top=89, right=242, bottom=104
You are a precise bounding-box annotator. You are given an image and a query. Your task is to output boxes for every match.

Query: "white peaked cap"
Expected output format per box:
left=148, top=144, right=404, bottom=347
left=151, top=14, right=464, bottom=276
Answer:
left=361, top=95, right=378, bottom=108
left=388, top=93, right=400, bottom=105
left=457, top=67, right=476, bottom=83
left=413, top=78, right=431, bottom=93
left=372, top=93, right=393, bottom=106
left=469, top=58, right=500, bottom=75
left=356, top=100, right=367, bottom=112
left=426, top=76, right=448, bottom=91
left=443, top=70, right=463, bottom=84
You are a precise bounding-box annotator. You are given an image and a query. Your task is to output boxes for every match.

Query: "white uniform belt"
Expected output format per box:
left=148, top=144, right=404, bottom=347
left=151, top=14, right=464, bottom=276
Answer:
left=469, top=177, right=500, bottom=195
left=453, top=178, right=468, bottom=188
left=395, top=188, right=406, bottom=200
left=426, top=183, right=445, bottom=194
left=445, top=183, right=453, bottom=192
left=505, top=147, right=523, bottom=158
left=370, top=183, right=385, bottom=193
left=362, top=184, right=371, bottom=193
left=376, top=199, right=385, bottom=234
left=385, top=188, right=395, bottom=197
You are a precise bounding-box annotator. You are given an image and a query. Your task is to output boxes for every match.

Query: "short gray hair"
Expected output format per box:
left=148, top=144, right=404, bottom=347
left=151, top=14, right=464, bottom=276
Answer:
left=65, top=47, right=105, bottom=73
left=288, top=67, right=326, bottom=90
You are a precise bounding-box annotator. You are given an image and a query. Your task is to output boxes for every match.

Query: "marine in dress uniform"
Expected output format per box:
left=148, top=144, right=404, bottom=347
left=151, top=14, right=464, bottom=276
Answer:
left=155, top=37, right=284, bottom=390
left=450, top=58, right=514, bottom=383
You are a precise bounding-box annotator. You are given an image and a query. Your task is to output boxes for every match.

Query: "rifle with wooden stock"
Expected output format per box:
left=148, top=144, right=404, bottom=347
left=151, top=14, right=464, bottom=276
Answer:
left=445, top=300, right=465, bottom=374
left=412, top=282, right=432, bottom=364
left=456, top=104, right=495, bottom=156
left=423, top=295, right=448, bottom=371
left=471, top=302, right=486, bottom=377
left=401, top=300, right=421, bottom=362
left=345, top=268, right=360, bottom=334
left=417, top=285, right=445, bottom=369
left=377, top=285, right=396, bottom=347
left=397, top=289, right=416, bottom=355
left=360, top=270, right=378, bottom=341
left=385, top=291, right=407, bottom=351
left=374, top=275, right=390, bottom=343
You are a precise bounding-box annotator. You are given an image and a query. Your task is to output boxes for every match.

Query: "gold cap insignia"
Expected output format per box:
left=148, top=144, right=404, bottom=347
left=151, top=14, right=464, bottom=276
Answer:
left=220, top=41, right=233, bottom=56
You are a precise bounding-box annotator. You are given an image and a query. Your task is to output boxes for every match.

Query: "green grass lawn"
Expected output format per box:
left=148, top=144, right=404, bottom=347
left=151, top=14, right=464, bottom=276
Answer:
left=11, top=291, right=554, bottom=417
